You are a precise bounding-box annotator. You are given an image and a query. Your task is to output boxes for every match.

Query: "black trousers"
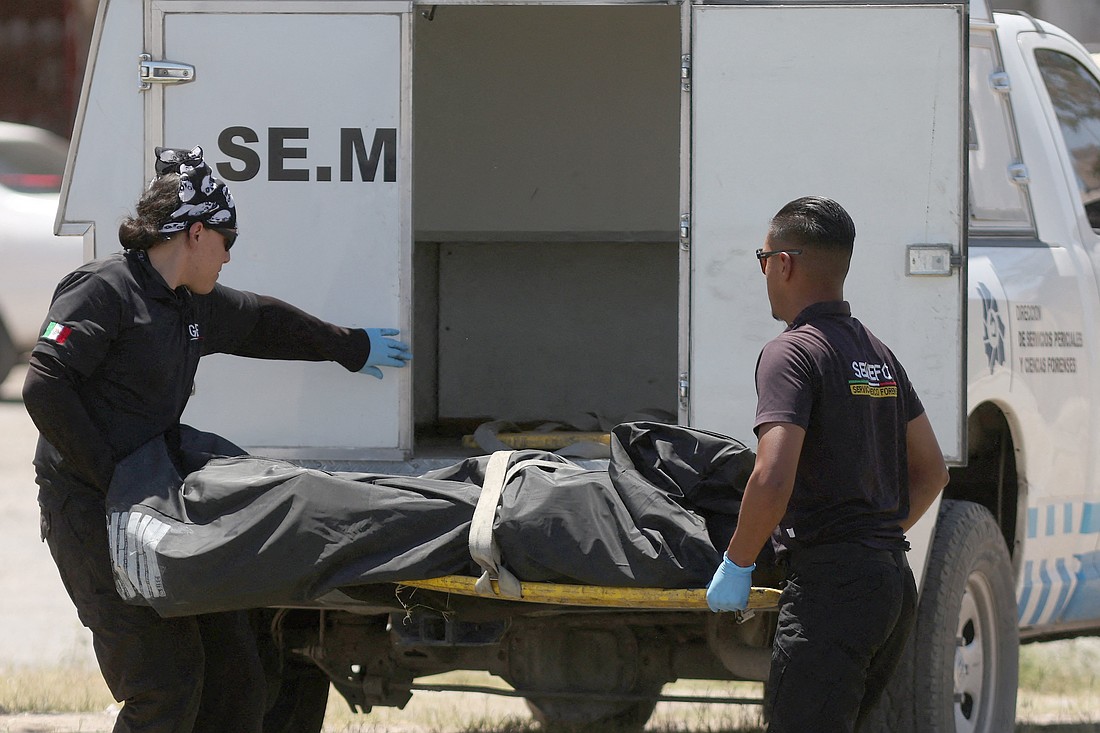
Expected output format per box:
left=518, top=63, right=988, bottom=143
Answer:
left=764, top=543, right=917, bottom=733
left=41, top=498, right=267, bottom=733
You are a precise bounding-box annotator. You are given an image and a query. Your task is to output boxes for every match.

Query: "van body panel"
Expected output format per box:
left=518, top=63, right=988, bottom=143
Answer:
left=686, top=3, right=967, bottom=461
left=151, top=2, right=413, bottom=457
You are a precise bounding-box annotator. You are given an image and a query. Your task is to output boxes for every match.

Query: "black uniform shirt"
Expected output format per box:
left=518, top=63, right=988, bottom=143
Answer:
left=754, top=301, right=924, bottom=551
left=24, top=249, right=371, bottom=506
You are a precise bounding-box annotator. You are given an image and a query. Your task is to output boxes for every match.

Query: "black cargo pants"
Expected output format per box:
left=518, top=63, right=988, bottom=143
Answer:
left=763, top=543, right=917, bottom=733
left=41, top=496, right=267, bottom=733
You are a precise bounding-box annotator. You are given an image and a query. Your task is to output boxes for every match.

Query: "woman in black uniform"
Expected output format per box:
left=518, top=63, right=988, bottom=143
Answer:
left=22, top=146, right=410, bottom=733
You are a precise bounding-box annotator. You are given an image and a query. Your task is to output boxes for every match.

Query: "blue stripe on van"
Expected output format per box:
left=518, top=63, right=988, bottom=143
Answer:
left=1050, top=558, right=1072, bottom=621
left=1059, top=551, right=1100, bottom=623
left=1083, top=503, right=1100, bottom=534
left=1018, top=559, right=1034, bottom=624
left=1028, top=508, right=1038, bottom=539
left=1028, top=560, right=1052, bottom=626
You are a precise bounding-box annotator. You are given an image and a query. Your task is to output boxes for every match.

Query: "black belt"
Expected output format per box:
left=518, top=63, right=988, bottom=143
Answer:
left=788, top=542, right=908, bottom=571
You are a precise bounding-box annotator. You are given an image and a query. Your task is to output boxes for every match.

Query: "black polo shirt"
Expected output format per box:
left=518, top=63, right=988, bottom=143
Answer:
left=25, top=249, right=370, bottom=506
left=754, top=301, right=924, bottom=551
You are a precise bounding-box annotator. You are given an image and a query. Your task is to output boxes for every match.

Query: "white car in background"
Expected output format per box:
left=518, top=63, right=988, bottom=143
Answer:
left=0, top=121, right=82, bottom=385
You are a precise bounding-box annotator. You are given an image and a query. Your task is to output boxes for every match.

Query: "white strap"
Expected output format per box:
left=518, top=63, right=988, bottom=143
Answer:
left=469, top=451, right=522, bottom=598
left=468, top=454, right=579, bottom=599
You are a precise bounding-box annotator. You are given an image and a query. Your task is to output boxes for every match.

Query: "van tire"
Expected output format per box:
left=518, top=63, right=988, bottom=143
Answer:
left=524, top=691, right=659, bottom=733
left=261, top=659, right=330, bottom=733
left=857, top=630, right=917, bottom=732
left=504, top=623, right=662, bottom=733
left=914, top=499, right=1018, bottom=733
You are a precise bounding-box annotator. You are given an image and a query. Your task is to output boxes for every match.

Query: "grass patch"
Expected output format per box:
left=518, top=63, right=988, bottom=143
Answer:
left=0, top=664, right=113, bottom=715
left=321, top=673, right=767, bottom=733
left=3, top=643, right=1097, bottom=731
left=1020, top=638, right=1100, bottom=695
left=1015, top=638, right=1100, bottom=729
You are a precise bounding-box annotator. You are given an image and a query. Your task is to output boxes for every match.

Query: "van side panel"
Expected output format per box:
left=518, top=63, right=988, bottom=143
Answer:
left=56, top=0, right=146, bottom=255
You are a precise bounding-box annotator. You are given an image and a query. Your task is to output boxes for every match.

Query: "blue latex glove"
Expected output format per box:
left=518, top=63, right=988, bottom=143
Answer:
left=359, top=328, right=412, bottom=379
left=706, top=556, right=756, bottom=612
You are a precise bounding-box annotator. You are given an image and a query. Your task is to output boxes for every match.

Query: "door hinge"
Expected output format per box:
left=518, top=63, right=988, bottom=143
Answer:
left=139, top=54, right=195, bottom=90
left=1008, top=162, right=1030, bottom=186
left=678, top=371, right=690, bottom=408
left=679, top=214, right=691, bottom=250
left=681, top=54, right=691, bottom=92
left=989, top=71, right=1011, bottom=94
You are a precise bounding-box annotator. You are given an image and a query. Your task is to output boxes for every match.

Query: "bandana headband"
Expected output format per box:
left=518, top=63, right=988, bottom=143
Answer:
left=154, top=146, right=237, bottom=235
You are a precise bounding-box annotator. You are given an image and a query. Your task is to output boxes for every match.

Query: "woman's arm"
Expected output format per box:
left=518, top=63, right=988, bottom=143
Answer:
left=23, top=352, right=116, bottom=492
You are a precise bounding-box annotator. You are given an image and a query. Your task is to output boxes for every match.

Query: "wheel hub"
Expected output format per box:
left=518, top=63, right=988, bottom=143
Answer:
left=954, top=575, right=994, bottom=733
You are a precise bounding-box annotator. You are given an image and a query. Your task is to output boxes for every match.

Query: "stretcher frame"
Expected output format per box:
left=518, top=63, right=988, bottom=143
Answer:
left=400, top=575, right=781, bottom=610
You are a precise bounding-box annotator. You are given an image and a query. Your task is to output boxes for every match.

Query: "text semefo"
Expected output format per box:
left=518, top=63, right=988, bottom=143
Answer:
left=216, top=126, right=397, bottom=183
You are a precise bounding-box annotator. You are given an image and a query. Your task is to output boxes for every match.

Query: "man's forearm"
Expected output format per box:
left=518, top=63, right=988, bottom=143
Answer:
left=901, top=412, right=949, bottom=532
left=726, top=422, right=804, bottom=567
left=725, top=473, right=794, bottom=567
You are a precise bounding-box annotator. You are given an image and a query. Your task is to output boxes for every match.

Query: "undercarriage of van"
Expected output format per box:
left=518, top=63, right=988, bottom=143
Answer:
left=255, top=591, right=777, bottom=733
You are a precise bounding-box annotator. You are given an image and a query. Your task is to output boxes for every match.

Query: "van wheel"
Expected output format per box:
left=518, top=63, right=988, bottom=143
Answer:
left=524, top=690, right=659, bottom=733
left=504, top=623, right=662, bottom=733
left=915, top=499, right=1018, bottom=733
left=261, top=659, right=330, bottom=733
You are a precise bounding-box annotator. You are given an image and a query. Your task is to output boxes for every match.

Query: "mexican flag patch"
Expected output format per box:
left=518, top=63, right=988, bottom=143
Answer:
left=42, top=321, right=73, bottom=344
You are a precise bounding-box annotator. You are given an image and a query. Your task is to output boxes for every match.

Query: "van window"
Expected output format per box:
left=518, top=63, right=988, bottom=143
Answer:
left=969, top=33, right=1032, bottom=232
left=1035, top=49, right=1100, bottom=231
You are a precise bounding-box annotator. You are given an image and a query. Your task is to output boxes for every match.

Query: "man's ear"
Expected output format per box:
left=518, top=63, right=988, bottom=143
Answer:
left=780, top=251, right=797, bottom=280
left=187, top=221, right=204, bottom=241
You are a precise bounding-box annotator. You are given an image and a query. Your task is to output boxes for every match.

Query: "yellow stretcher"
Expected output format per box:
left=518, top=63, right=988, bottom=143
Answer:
left=399, top=575, right=781, bottom=611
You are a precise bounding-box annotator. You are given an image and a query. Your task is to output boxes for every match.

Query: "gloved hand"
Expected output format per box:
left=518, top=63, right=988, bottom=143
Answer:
left=359, top=328, right=412, bottom=379
left=706, top=555, right=756, bottom=612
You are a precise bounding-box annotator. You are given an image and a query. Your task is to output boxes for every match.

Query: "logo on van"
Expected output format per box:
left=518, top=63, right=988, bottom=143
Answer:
left=977, top=281, right=1006, bottom=374
left=215, top=126, right=397, bottom=183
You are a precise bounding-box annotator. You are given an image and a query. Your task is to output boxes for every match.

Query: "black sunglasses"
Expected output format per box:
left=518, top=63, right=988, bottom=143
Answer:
left=755, top=247, right=802, bottom=273
left=211, top=227, right=238, bottom=252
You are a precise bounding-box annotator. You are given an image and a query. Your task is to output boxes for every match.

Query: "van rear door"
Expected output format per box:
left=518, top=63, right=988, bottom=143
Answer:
left=684, top=0, right=967, bottom=466
left=148, top=1, right=412, bottom=459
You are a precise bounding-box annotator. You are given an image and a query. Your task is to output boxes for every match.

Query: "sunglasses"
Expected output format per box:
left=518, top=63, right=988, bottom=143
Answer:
left=755, top=248, right=802, bottom=274
left=210, top=227, right=238, bottom=252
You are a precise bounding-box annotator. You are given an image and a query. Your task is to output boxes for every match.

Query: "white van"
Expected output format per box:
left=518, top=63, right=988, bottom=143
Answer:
left=58, top=0, right=1100, bottom=730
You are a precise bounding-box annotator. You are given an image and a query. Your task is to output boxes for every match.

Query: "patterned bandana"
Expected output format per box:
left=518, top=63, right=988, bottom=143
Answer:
left=154, top=146, right=236, bottom=235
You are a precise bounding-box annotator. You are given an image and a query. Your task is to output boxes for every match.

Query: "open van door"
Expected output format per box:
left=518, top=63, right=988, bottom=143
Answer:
left=683, top=0, right=966, bottom=459
left=144, top=1, right=412, bottom=459
left=682, top=0, right=966, bottom=583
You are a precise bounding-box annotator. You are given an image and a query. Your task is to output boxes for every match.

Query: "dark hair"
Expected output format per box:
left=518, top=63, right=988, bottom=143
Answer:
left=769, top=196, right=856, bottom=253
left=118, top=174, right=182, bottom=251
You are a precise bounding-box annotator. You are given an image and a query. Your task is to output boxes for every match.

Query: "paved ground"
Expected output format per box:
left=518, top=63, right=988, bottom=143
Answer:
left=0, top=365, right=96, bottom=670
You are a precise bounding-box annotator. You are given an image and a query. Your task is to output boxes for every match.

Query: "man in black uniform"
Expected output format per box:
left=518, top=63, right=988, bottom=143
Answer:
left=705, top=196, right=949, bottom=732
left=22, top=146, right=411, bottom=732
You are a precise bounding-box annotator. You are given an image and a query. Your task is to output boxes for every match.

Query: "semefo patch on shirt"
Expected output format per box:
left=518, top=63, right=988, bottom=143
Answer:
left=42, top=321, right=73, bottom=344
left=849, top=360, right=898, bottom=398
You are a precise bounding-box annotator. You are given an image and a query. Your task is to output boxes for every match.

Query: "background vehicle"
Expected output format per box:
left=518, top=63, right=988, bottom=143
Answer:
left=55, top=1, right=1100, bottom=732
left=0, top=120, right=82, bottom=383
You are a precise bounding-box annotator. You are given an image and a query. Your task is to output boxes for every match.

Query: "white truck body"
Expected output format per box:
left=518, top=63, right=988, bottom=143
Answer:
left=967, top=7, right=1100, bottom=640
left=54, top=0, right=1100, bottom=730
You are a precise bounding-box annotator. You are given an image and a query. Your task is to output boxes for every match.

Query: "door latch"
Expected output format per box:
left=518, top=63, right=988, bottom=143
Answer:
left=906, top=244, right=961, bottom=276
